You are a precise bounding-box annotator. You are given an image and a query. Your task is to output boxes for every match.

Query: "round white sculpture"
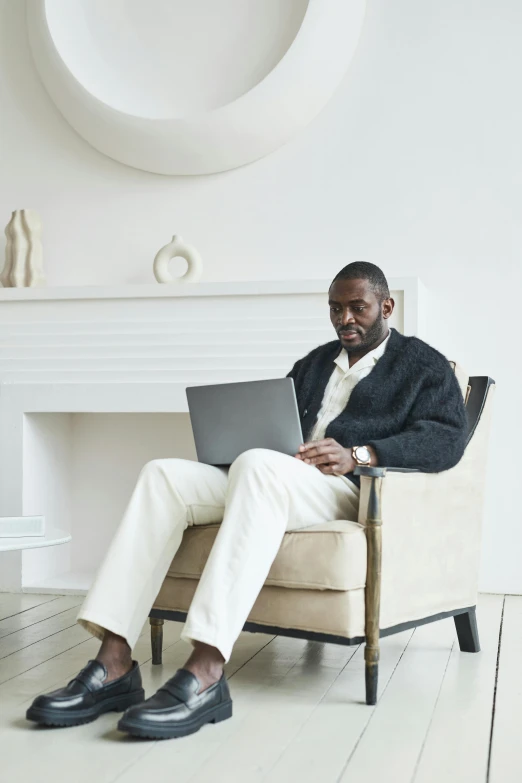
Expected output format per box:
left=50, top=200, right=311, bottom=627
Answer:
left=0, top=209, right=46, bottom=288
left=153, top=235, right=203, bottom=284
left=26, top=0, right=366, bottom=175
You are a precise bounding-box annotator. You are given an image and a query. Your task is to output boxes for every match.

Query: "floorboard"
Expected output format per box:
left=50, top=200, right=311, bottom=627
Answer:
left=488, top=595, right=522, bottom=783
left=108, top=630, right=282, bottom=783
left=0, top=617, right=180, bottom=709
left=0, top=595, right=81, bottom=640
left=0, top=619, right=275, bottom=783
left=263, top=629, right=414, bottom=783
left=0, top=594, right=518, bottom=783
left=0, top=605, right=83, bottom=659
left=185, top=638, right=359, bottom=783
left=0, top=592, right=57, bottom=622
left=337, top=617, right=456, bottom=783
left=413, top=594, right=503, bottom=783
left=0, top=621, right=92, bottom=685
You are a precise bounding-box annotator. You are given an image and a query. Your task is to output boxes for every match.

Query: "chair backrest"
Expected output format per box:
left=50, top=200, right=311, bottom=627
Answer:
left=448, top=360, right=495, bottom=443
left=465, top=377, right=495, bottom=443
left=448, top=360, right=470, bottom=401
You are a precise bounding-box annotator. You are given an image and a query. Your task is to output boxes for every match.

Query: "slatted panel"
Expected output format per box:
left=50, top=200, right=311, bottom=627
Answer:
left=0, top=288, right=405, bottom=383
left=0, top=316, right=332, bottom=383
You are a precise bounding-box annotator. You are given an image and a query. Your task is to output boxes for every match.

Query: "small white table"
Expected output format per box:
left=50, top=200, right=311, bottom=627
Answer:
left=0, top=528, right=71, bottom=552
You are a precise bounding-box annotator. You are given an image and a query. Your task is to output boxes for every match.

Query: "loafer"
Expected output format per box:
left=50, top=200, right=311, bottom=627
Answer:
left=26, top=660, right=145, bottom=727
left=117, top=668, right=232, bottom=739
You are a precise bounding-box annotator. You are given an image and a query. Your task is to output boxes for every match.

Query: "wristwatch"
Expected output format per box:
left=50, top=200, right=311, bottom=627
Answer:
left=352, top=445, right=372, bottom=466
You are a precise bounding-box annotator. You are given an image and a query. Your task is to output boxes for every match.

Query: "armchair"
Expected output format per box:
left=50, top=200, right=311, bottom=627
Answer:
left=149, top=365, right=495, bottom=706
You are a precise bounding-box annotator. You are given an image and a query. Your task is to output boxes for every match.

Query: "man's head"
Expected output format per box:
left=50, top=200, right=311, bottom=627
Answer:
left=328, top=262, right=394, bottom=354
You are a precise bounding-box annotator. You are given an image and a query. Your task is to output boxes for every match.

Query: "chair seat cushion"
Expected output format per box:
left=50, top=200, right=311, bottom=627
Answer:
left=167, top=520, right=367, bottom=591
left=155, top=578, right=366, bottom=640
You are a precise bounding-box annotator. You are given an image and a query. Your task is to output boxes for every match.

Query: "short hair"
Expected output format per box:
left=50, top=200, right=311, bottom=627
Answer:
left=330, top=261, right=390, bottom=302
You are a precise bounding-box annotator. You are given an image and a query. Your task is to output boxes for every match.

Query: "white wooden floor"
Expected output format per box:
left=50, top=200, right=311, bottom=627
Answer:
left=0, top=593, right=517, bottom=783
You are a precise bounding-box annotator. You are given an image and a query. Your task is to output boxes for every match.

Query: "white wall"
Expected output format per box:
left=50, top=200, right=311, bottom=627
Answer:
left=0, top=0, right=520, bottom=592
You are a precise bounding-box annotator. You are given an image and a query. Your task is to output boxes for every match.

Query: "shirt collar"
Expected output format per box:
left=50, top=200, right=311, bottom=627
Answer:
left=334, top=330, right=391, bottom=374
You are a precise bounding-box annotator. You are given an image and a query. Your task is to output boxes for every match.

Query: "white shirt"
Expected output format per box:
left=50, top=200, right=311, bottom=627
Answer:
left=309, top=331, right=391, bottom=442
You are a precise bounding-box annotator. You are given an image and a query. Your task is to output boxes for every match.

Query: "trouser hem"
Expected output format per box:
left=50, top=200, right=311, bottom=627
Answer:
left=77, top=612, right=138, bottom=649
left=181, top=624, right=232, bottom=663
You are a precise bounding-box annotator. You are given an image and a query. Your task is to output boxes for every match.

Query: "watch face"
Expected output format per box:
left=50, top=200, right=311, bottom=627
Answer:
left=356, top=446, right=371, bottom=462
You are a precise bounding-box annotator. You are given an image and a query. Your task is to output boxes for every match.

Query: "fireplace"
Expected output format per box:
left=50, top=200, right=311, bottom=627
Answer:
left=0, top=279, right=425, bottom=593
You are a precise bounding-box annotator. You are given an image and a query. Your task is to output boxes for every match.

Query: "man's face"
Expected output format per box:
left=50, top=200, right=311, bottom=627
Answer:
left=328, top=278, right=392, bottom=353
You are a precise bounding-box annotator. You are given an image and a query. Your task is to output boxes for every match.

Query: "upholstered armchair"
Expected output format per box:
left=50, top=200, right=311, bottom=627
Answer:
left=149, top=364, right=495, bottom=705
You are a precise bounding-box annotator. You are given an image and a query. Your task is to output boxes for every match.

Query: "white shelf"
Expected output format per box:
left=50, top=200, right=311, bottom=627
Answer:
left=0, top=277, right=422, bottom=302
left=23, top=569, right=93, bottom=596
left=0, top=280, right=325, bottom=301
left=0, top=527, right=71, bottom=553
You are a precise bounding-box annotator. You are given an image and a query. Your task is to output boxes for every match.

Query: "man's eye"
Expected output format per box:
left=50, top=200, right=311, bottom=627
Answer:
left=354, top=307, right=365, bottom=312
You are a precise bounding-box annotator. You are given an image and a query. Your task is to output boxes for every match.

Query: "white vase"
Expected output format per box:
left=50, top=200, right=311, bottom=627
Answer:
left=153, top=235, right=203, bottom=284
left=0, top=209, right=46, bottom=288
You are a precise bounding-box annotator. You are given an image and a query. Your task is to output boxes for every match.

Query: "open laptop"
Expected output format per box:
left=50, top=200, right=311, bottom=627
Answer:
left=186, top=378, right=303, bottom=466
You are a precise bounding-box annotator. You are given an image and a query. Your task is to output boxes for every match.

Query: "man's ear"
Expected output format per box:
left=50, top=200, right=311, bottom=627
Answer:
left=382, top=297, right=395, bottom=319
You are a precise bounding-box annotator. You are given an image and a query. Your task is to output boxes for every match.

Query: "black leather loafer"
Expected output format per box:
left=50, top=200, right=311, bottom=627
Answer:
left=26, top=660, right=145, bottom=727
left=117, top=668, right=232, bottom=739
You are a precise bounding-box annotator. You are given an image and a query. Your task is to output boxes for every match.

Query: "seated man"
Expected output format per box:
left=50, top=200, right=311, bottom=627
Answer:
left=26, top=262, right=468, bottom=739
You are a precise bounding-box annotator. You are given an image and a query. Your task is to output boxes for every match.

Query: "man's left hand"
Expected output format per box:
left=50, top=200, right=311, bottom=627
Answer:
left=295, top=438, right=355, bottom=475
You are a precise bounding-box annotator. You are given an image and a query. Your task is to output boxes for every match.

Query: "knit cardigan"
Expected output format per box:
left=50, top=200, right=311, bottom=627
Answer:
left=287, top=328, right=468, bottom=485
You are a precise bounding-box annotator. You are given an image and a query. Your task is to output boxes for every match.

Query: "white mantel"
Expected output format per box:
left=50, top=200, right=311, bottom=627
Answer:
left=0, top=278, right=425, bottom=304
left=0, top=278, right=425, bottom=594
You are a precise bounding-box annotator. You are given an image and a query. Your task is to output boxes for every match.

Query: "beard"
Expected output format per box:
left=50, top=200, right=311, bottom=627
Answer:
left=340, top=311, right=385, bottom=354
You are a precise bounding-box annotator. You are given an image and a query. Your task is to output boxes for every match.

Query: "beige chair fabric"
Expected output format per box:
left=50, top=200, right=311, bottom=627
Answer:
left=376, top=382, right=495, bottom=629
left=167, top=519, right=367, bottom=592
left=154, top=578, right=366, bottom=640
left=154, top=361, right=494, bottom=641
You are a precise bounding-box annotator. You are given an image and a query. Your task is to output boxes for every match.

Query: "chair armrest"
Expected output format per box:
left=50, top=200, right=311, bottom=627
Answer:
left=354, top=466, right=421, bottom=477
left=357, top=463, right=485, bottom=629
left=357, top=378, right=494, bottom=631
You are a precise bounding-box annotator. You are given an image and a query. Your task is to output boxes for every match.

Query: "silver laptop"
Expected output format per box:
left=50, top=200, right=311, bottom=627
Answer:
left=186, top=378, right=303, bottom=466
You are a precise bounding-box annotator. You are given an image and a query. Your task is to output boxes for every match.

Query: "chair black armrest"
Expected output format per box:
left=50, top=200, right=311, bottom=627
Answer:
left=353, top=466, right=421, bottom=478
left=386, top=467, right=421, bottom=473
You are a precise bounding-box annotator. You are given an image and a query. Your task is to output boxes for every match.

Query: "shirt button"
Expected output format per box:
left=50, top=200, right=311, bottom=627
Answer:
left=303, top=409, right=308, bottom=416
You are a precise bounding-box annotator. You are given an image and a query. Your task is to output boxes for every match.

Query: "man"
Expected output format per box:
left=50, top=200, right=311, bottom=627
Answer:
left=26, top=262, right=468, bottom=739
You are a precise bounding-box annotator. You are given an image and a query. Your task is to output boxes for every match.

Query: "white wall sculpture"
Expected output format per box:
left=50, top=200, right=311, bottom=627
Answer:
left=26, top=0, right=367, bottom=175
left=153, top=235, right=203, bottom=284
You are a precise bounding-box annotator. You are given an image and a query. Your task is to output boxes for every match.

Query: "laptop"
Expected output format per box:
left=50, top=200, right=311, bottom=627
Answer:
left=186, top=378, right=304, bottom=466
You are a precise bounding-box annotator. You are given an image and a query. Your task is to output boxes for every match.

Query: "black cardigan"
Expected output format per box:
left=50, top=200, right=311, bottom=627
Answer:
left=287, top=328, right=468, bottom=484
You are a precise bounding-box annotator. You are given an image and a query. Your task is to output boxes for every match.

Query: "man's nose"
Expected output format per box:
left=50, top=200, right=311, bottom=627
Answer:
left=340, top=310, right=356, bottom=326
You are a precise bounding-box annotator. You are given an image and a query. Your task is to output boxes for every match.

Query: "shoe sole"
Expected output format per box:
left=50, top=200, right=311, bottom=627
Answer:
left=25, top=689, right=146, bottom=728
left=117, top=699, right=233, bottom=739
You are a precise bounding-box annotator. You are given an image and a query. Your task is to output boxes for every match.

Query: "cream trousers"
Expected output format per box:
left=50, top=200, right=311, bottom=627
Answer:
left=78, top=448, right=360, bottom=662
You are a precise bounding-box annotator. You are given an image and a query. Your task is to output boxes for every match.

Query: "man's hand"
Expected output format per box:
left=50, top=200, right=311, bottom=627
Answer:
left=295, top=438, right=356, bottom=475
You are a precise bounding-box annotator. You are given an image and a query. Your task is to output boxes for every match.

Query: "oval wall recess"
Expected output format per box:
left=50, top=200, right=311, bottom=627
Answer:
left=26, top=0, right=366, bottom=175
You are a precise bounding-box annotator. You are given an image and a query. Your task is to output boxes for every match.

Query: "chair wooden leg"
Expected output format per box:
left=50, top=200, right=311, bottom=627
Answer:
left=150, top=617, right=164, bottom=665
left=454, top=608, right=480, bottom=653
left=363, top=473, right=384, bottom=706
left=365, top=650, right=379, bottom=706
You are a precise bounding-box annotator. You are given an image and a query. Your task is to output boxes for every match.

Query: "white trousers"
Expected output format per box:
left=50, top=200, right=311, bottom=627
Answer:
left=78, top=448, right=360, bottom=662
